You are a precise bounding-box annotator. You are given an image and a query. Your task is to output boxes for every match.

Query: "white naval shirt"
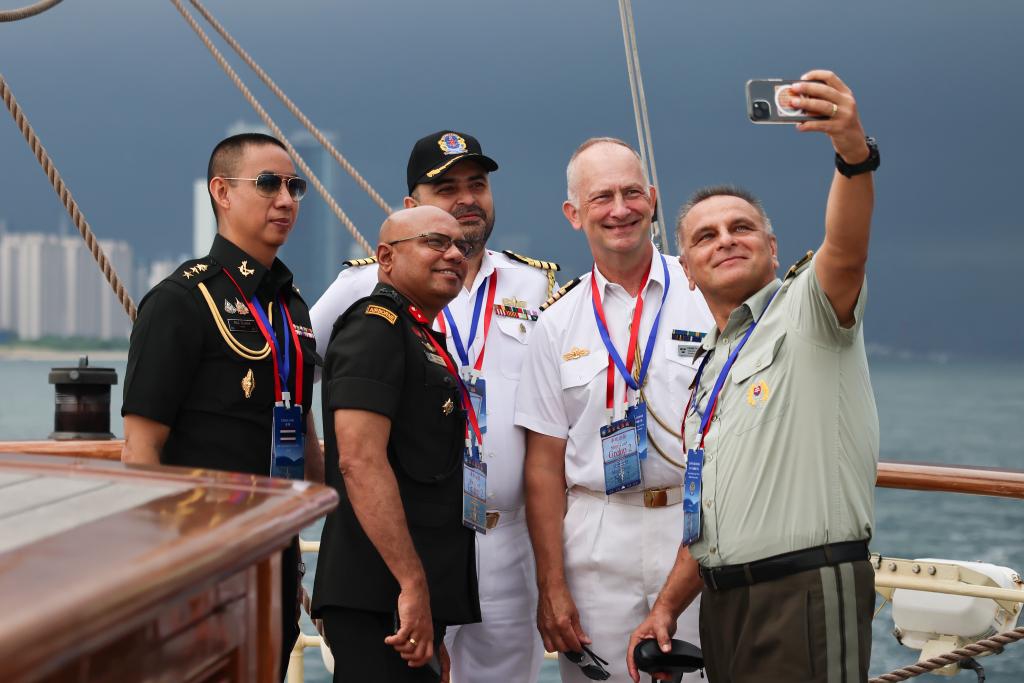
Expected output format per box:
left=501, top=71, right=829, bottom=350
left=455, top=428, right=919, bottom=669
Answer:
left=310, top=250, right=553, bottom=512
left=515, top=247, right=714, bottom=492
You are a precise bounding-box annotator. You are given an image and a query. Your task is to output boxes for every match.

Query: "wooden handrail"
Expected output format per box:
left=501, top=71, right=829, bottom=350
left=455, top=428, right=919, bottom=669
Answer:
left=3, top=440, right=1023, bottom=501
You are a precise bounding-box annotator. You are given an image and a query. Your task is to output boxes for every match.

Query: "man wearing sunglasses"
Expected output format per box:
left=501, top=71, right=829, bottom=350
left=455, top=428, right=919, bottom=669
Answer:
left=122, top=132, right=323, bottom=682
left=312, top=205, right=480, bottom=682
left=310, top=130, right=556, bottom=683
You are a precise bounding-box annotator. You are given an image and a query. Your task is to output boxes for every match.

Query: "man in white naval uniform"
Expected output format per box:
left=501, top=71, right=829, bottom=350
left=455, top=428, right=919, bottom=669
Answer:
left=515, top=137, right=713, bottom=683
left=311, top=130, right=556, bottom=683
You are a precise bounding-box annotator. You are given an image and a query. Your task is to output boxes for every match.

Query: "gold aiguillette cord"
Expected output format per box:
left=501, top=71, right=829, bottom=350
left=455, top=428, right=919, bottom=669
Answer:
left=198, top=281, right=272, bottom=360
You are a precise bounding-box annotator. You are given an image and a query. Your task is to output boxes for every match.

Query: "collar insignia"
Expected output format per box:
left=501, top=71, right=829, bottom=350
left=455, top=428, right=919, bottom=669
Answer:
left=407, top=305, right=429, bottom=324
left=239, top=260, right=255, bottom=277
left=562, top=346, right=590, bottom=362
left=438, top=133, right=467, bottom=156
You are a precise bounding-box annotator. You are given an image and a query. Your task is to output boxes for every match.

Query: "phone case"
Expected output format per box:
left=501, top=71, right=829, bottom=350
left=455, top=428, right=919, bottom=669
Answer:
left=745, top=79, right=824, bottom=124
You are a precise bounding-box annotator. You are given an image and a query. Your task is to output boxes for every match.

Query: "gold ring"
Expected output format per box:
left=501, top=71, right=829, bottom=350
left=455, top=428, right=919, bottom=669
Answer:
left=830, top=103, right=838, bottom=118
left=409, top=638, right=417, bottom=645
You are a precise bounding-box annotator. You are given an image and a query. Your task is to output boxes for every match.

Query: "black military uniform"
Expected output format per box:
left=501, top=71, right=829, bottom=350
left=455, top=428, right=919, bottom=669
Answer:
left=122, top=233, right=317, bottom=680
left=312, top=283, right=480, bottom=682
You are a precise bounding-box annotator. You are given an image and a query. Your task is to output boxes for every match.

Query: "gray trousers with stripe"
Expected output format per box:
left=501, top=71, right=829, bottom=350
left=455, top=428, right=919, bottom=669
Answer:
left=698, top=560, right=874, bottom=683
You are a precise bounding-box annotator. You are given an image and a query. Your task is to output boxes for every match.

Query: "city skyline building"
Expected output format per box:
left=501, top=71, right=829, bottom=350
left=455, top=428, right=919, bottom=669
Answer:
left=192, top=178, right=216, bottom=259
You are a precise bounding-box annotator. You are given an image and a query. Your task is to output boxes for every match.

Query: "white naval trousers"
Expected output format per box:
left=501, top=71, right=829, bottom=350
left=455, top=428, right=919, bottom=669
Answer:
left=446, top=511, right=544, bottom=683
left=558, top=489, right=702, bottom=683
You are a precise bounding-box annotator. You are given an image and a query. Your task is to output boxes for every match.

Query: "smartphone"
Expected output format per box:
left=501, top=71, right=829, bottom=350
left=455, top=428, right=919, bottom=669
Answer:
left=393, top=610, right=441, bottom=676
left=746, top=78, right=826, bottom=124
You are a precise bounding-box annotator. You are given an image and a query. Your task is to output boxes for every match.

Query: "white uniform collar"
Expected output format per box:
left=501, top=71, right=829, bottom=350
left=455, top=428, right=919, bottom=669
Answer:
left=591, top=242, right=665, bottom=299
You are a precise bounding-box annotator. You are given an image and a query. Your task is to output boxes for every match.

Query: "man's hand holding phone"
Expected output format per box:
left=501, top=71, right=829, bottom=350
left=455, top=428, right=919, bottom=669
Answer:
left=384, top=577, right=435, bottom=668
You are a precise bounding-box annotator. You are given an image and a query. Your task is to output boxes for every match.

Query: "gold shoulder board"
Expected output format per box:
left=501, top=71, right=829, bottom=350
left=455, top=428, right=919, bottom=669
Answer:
left=539, top=276, right=583, bottom=312
left=343, top=256, right=378, bottom=267
left=784, top=250, right=814, bottom=280
left=502, top=249, right=561, bottom=272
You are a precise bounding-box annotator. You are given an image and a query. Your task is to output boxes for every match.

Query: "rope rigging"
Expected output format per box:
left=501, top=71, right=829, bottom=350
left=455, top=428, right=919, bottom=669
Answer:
left=0, top=0, right=62, bottom=23
left=186, top=0, right=393, bottom=218
left=869, top=627, right=1024, bottom=682
left=169, top=0, right=374, bottom=257
left=0, top=73, right=138, bottom=321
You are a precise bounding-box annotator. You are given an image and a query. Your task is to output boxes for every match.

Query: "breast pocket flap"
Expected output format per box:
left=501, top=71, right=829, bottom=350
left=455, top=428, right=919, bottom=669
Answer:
left=731, top=330, right=786, bottom=384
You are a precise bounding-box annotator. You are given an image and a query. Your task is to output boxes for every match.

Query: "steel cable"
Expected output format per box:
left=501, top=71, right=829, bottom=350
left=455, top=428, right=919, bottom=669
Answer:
left=0, top=73, right=137, bottom=321
left=169, top=0, right=374, bottom=257
left=187, top=0, right=393, bottom=217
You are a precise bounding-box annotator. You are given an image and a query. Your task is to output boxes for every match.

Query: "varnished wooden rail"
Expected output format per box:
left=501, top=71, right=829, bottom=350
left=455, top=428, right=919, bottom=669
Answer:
left=3, top=440, right=1023, bottom=500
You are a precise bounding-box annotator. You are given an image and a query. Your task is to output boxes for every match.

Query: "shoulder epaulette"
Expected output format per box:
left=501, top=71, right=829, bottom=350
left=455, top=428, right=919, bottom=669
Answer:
left=540, top=276, right=583, bottom=312
left=343, top=256, right=378, bottom=267
left=168, top=257, right=217, bottom=287
left=502, top=250, right=560, bottom=272
left=784, top=250, right=814, bottom=280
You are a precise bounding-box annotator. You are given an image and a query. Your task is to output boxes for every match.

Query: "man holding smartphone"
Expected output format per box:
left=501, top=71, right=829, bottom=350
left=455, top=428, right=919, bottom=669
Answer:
left=627, top=70, right=880, bottom=683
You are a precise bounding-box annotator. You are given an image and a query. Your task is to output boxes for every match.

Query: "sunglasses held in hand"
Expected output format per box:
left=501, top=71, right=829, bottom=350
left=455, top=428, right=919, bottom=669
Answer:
left=564, top=644, right=611, bottom=680
left=221, top=173, right=308, bottom=200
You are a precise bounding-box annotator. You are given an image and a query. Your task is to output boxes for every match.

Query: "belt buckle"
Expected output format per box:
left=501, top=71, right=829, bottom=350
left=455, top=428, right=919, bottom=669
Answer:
left=485, top=511, right=500, bottom=529
left=643, top=487, right=668, bottom=508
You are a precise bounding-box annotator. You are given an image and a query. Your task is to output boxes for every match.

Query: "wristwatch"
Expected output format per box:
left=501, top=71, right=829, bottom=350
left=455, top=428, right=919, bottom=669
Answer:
left=835, top=137, right=879, bottom=178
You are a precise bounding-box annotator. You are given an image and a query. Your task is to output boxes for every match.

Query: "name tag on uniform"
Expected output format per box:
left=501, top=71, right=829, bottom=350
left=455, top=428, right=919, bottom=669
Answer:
left=271, top=404, right=304, bottom=480
left=601, top=418, right=641, bottom=494
left=462, top=446, right=488, bottom=533
left=463, top=371, right=487, bottom=435
left=228, top=318, right=258, bottom=333
left=626, top=402, right=648, bottom=460
left=682, top=447, right=704, bottom=545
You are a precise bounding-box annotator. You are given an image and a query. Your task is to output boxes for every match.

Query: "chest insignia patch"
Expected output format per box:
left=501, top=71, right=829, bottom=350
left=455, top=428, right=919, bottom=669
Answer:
left=746, top=379, right=770, bottom=407
left=366, top=305, right=397, bottom=324
left=239, top=260, right=255, bottom=277
left=293, top=324, right=316, bottom=340
left=494, top=302, right=539, bottom=321
left=241, top=368, right=255, bottom=398
left=671, top=329, right=706, bottom=343
left=224, top=299, right=237, bottom=315
left=234, top=298, right=250, bottom=316
left=442, top=398, right=455, bottom=416
left=227, top=318, right=258, bottom=333
left=562, top=346, right=590, bottom=362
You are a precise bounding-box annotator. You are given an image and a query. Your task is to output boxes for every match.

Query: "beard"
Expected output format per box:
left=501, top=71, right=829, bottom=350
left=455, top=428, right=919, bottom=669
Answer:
left=452, top=204, right=496, bottom=248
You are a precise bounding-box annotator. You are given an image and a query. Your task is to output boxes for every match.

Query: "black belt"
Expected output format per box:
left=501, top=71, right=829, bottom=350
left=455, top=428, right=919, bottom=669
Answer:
left=699, top=540, right=869, bottom=592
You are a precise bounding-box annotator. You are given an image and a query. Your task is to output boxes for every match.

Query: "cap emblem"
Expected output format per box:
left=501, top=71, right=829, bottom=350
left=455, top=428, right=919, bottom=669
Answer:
left=438, top=133, right=468, bottom=156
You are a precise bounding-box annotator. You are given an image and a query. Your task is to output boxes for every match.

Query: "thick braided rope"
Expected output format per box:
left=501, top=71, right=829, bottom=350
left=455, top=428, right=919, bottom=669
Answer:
left=188, top=0, right=392, bottom=217
left=169, top=0, right=374, bottom=257
left=1, top=73, right=137, bottom=321
left=869, top=626, right=1024, bottom=682
left=0, top=0, right=62, bottom=22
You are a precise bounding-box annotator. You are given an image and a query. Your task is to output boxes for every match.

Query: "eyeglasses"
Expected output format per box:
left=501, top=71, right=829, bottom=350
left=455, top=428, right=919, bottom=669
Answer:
left=221, top=173, right=308, bottom=201
left=387, top=232, right=476, bottom=258
left=565, top=646, right=611, bottom=680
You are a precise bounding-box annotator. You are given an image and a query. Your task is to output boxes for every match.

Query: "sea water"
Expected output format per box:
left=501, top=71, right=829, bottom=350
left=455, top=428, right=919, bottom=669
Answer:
left=1, top=358, right=1022, bottom=682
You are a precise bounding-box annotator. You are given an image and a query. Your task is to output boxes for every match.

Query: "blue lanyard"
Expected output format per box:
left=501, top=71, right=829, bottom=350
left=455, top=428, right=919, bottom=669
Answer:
left=250, top=298, right=291, bottom=401
left=691, top=286, right=779, bottom=443
left=591, top=252, right=670, bottom=393
left=443, top=274, right=490, bottom=367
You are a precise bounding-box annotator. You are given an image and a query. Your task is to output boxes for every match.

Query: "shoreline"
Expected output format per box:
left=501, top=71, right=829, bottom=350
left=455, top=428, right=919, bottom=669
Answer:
left=0, top=348, right=128, bottom=362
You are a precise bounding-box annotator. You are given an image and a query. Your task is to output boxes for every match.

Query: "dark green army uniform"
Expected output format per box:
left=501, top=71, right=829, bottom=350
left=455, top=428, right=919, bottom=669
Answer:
left=122, top=233, right=317, bottom=680
left=312, top=283, right=480, bottom=682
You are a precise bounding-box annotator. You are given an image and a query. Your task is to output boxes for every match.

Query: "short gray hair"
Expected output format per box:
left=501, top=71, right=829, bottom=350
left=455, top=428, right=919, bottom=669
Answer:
left=565, top=137, right=647, bottom=205
left=675, top=185, right=773, bottom=252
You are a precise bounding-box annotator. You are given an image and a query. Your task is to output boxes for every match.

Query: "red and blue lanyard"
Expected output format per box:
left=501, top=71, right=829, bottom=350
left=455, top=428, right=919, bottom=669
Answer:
left=438, top=271, right=498, bottom=372
left=421, top=323, right=483, bottom=447
left=223, top=268, right=304, bottom=408
left=683, top=287, right=779, bottom=450
left=590, top=252, right=670, bottom=412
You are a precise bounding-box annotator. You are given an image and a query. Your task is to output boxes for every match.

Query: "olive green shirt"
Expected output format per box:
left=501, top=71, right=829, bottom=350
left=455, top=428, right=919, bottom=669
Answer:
left=686, top=254, right=878, bottom=567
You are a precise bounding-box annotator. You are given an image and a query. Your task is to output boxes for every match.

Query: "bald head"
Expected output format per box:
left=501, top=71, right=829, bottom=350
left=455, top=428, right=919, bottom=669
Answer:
left=379, top=205, right=458, bottom=243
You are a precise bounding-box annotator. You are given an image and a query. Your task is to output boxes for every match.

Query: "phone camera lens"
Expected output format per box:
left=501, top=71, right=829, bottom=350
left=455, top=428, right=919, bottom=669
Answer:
left=752, top=100, right=770, bottom=120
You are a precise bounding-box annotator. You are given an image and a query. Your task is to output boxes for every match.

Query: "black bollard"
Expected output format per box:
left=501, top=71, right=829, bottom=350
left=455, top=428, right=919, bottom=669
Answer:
left=48, top=356, right=118, bottom=440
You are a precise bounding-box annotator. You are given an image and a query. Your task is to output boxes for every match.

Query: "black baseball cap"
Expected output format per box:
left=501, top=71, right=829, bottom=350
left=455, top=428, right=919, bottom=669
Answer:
left=406, top=130, right=499, bottom=195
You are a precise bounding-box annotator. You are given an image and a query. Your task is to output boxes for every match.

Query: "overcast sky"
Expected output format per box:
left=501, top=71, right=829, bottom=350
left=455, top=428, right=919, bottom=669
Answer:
left=1, top=1, right=1021, bottom=357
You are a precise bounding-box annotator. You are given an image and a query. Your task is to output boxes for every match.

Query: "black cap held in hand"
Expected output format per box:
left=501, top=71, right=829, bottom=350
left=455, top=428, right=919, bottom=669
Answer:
left=406, top=130, right=499, bottom=195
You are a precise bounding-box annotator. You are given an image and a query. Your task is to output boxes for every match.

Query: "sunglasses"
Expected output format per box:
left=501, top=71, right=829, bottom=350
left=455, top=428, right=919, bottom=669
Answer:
left=565, top=645, right=611, bottom=680
left=387, top=232, right=476, bottom=258
left=221, top=173, right=308, bottom=201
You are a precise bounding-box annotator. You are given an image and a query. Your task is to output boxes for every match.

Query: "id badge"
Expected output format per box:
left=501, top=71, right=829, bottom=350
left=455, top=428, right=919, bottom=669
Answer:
left=600, top=418, right=641, bottom=494
left=682, top=447, right=704, bottom=545
left=271, top=404, right=305, bottom=480
left=626, top=402, right=648, bottom=460
left=462, top=450, right=488, bottom=533
left=465, top=373, right=487, bottom=435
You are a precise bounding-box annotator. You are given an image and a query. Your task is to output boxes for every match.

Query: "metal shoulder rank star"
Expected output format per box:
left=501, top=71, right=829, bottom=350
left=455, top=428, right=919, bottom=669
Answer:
left=194, top=263, right=208, bottom=272
left=238, top=260, right=255, bottom=277
left=182, top=270, right=194, bottom=279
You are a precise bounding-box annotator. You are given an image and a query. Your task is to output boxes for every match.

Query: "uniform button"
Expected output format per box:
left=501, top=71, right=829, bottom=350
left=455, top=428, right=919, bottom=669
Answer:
left=720, top=336, right=728, bottom=345
left=443, top=376, right=454, bottom=386
left=712, top=414, right=720, bottom=422
left=705, top=454, right=713, bottom=464
left=704, top=499, right=713, bottom=509
left=710, top=546, right=717, bottom=554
